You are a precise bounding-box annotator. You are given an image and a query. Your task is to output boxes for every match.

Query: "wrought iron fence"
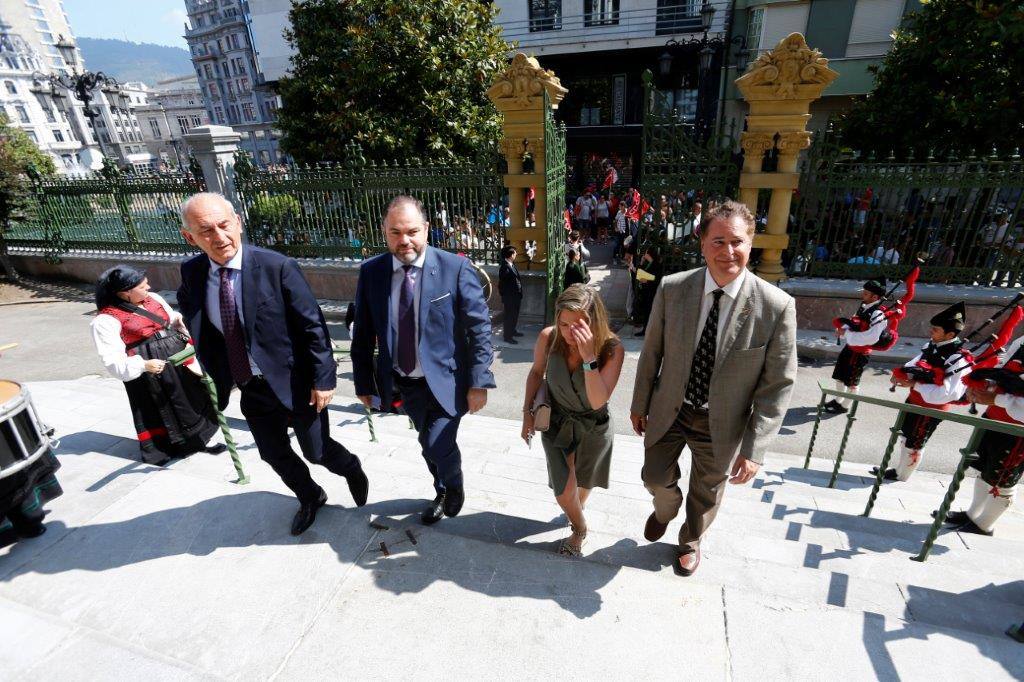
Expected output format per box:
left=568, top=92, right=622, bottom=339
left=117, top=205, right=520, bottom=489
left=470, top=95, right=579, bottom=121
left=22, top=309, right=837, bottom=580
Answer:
left=788, top=127, right=1024, bottom=286
left=4, top=160, right=205, bottom=260
left=234, top=143, right=508, bottom=264
left=544, top=89, right=568, bottom=320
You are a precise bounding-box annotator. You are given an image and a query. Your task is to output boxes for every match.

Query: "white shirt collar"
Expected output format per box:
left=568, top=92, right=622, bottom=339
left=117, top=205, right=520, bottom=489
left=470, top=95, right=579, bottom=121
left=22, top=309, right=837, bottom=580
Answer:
left=392, top=247, right=427, bottom=272
left=703, top=267, right=745, bottom=299
left=863, top=299, right=881, bottom=311
left=934, top=337, right=959, bottom=347
left=209, top=244, right=244, bottom=272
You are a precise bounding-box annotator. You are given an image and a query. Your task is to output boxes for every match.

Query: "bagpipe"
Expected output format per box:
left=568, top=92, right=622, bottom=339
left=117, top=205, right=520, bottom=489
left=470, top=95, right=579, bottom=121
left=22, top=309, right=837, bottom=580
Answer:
left=834, top=266, right=920, bottom=351
left=891, top=297, right=1024, bottom=408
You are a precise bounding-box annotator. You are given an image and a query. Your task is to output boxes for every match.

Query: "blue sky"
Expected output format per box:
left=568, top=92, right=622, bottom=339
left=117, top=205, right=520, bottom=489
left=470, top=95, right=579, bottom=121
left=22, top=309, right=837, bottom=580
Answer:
left=63, top=0, right=189, bottom=49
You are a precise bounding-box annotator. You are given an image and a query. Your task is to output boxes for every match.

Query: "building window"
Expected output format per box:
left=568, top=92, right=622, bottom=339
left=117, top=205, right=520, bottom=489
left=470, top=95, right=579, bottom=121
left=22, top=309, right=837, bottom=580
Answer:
left=529, top=0, right=561, bottom=32
left=240, top=77, right=249, bottom=92
left=3, top=80, right=15, bottom=94
left=214, top=106, right=224, bottom=123
left=655, top=87, right=699, bottom=122
left=27, top=130, right=38, bottom=143
left=241, top=102, right=255, bottom=121
left=585, top=0, right=619, bottom=26
left=53, top=130, right=64, bottom=142
left=227, top=81, right=234, bottom=96
left=204, top=64, right=213, bottom=79
left=259, top=150, right=270, bottom=165
left=149, top=119, right=162, bottom=138
left=43, top=107, right=55, bottom=123
left=746, top=7, right=764, bottom=54
left=177, top=116, right=190, bottom=135
left=191, top=115, right=202, bottom=127
left=209, top=83, right=218, bottom=97
left=15, top=105, right=30, bottom=123
left=656, top=0, right=700, bottom=35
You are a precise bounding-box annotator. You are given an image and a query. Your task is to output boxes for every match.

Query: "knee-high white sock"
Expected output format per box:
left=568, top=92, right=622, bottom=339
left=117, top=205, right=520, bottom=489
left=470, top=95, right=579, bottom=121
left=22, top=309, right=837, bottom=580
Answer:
left=968, top=479, right=1016, bottom=533
left=894, top=440, right=922, bottom=481
left=836, top=383, right=857, bottom=408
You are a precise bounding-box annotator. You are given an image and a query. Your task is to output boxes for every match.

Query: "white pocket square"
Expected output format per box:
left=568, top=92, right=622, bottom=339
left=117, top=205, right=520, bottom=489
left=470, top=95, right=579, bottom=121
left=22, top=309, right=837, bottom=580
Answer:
left=430, top=293, right=451, bottom=303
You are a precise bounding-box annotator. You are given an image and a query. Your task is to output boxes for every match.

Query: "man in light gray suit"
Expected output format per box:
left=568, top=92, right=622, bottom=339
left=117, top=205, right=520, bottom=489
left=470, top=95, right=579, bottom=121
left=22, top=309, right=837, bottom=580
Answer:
left=630, top=200, right=797, bottom=576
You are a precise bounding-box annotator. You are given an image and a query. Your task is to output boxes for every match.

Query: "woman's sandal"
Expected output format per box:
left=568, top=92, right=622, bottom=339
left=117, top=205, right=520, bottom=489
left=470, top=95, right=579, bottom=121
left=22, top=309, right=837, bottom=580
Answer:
left=558, top=524, right=588, bottom=557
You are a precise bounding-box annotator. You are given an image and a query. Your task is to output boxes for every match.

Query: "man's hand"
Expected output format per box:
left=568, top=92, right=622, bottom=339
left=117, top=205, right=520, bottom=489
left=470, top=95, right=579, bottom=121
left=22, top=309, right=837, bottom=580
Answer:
left=630, top=412, right=647, bottom=436
left=467, top=388, right=488, bottom=414
left=837, top=327, right=847, bottom=337
left=891, top=374, right=914, bottom=388
left=729, top=457, right=760, bottom=485
left=357, top=395, right=374, bottom=409
left=968, top=386, right=999, bottom=406
left=310, top=388, right=335, bottom=413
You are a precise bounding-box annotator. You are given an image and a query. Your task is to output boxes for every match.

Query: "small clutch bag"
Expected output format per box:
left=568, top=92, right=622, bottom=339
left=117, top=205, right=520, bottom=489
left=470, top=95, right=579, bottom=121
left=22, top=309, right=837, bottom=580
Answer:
left=530, top=381, right=552, bottom=432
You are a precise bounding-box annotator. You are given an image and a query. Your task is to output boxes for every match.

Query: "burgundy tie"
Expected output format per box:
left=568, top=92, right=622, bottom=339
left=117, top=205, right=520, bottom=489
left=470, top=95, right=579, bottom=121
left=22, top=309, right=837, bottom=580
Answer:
left=219, top=267, right=253, bottom=385
left=397, top=265, right=417, bottom=374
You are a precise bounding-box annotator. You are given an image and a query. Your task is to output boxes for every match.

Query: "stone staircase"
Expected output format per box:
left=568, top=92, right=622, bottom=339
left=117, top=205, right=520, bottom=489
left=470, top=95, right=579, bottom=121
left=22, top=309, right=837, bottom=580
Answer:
left=2, top=377, right=1023, bottom=679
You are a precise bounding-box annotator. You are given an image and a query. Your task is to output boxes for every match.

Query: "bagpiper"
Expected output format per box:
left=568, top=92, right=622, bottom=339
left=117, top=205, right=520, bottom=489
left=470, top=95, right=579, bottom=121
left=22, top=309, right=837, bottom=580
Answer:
left=826, top=277, right=891, bottom=414
left=953, top=332, right=1024, bottom=536
left=877, top=302, right=970, bottom=481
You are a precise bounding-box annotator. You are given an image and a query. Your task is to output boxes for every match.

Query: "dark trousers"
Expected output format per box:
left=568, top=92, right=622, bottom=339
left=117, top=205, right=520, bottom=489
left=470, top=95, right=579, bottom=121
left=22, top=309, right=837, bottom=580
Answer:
left=395, top=375, right=463, bottom=494
left=239, top=378, right=360, bottom=504
left=641, top=404, right=730, bottom=554
left=502, top=294, right=521, bottom=341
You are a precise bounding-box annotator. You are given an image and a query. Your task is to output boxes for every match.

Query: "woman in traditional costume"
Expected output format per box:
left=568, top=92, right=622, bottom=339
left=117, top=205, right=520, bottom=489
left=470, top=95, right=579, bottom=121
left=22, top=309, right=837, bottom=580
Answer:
left=90, top=266, right=223, bottom=465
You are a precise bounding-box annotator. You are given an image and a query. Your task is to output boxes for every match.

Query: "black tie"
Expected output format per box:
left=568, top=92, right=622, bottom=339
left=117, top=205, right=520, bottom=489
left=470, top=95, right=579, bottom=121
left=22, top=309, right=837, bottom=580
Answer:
left=685, top=289, right=724, bottom=407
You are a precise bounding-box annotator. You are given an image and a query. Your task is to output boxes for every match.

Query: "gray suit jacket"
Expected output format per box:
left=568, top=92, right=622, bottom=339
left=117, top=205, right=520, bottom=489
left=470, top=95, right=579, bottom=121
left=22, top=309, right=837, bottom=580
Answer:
left=630, top=267, right=797, bottom=465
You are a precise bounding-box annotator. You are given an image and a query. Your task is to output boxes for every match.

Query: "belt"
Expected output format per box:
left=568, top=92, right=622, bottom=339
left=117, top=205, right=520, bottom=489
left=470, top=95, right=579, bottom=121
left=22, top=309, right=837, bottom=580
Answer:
left=392, top=371, right=427, bottom=385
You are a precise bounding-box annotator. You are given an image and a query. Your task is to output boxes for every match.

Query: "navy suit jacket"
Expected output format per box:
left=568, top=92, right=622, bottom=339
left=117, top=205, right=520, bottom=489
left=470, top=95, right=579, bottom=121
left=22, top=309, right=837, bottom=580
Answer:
left=351, top=246, right=496, bottom=417
left=177, top=245, right=336, bottom=412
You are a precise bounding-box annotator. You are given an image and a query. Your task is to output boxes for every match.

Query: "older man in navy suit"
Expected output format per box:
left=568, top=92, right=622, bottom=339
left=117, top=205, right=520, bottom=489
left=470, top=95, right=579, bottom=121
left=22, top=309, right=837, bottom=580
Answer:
left=351, top=196, right=495, bottom=524
left=177, top=193, right=368, bottom=536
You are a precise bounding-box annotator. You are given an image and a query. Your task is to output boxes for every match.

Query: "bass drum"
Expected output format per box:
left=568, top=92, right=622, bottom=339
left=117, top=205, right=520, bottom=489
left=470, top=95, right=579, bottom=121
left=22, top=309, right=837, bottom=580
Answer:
left=0, top=381, right=52, bottom=480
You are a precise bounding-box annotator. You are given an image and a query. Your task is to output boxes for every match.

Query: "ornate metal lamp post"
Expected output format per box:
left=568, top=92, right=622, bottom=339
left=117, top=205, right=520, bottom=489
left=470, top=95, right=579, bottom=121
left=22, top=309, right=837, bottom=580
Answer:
left=42, top=35, right=119, bottom=159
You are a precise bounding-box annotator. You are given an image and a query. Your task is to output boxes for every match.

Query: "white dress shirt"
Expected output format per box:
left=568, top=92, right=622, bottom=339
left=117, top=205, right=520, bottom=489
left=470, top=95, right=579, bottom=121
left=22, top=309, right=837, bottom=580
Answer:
left=694, top=267, right=747, bottom=353
left=91, top=292, right=199, bottom=381
left=905, top=339, right=970, bottom=405
left=205, top=244, right=262, bottom=376
left=390, top=248, right=427, bottom=378
left=843, top=300, right=887, bottom=347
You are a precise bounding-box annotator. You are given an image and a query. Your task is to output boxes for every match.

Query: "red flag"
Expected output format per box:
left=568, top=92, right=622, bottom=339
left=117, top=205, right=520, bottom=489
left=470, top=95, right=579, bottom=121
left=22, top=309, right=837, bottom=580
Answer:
left=602, top=166, right=618, bottom=190
left=624, top=188, right=649, bottom=222
left=973, top=305, right=1024, bottom=370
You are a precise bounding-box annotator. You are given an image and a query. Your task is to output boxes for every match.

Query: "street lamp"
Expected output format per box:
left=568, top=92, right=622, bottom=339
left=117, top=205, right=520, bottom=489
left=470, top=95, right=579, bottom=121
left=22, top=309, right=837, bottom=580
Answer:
left=37, top=34, right=119, bottom=160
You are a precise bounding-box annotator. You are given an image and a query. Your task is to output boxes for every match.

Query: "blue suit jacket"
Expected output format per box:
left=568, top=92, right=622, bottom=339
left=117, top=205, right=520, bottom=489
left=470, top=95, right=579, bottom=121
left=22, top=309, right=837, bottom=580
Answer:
left=177, top=246, right=336, bottom=412
left=351, top=247, right=496, bottom=417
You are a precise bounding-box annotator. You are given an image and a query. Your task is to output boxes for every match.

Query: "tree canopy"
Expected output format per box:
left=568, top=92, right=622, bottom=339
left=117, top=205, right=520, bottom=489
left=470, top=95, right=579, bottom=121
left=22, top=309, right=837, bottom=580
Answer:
left=276, top=0, right=511, bottom=164
left=840, top=0, right=1024, bottom=157
left=0, top=114, right=55, bottom=277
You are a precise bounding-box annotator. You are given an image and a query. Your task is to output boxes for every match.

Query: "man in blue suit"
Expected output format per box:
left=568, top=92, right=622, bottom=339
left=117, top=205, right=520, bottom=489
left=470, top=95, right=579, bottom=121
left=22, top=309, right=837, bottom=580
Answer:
left=351, top=195, right=495, bottom=524
left=177, top=193, right=369, bottom=536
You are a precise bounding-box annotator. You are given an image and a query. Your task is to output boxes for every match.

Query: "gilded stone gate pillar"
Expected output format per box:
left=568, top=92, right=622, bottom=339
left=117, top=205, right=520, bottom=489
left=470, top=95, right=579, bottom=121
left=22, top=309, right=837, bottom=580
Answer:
left=735, top=33, right=838, bottom=283
left=487, top=53, right=567, bottom=264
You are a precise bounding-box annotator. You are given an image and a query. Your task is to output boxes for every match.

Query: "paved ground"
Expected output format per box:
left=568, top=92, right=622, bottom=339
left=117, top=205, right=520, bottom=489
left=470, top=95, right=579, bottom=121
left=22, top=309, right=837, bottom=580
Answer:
left=1, top=377, right=1023, bottom=679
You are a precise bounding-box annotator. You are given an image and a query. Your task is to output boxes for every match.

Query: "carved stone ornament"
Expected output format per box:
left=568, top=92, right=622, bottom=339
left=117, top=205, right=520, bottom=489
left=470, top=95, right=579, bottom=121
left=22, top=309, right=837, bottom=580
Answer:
left=487, top=53, right=568, bottom=109
left=735, top=33, right=838, bottom=100
left=740, top=132, right=775, bottom=155
left=776, top=131, right=813, bottom=154
left=499, top=137, right=527, bottom=160
left=524, top=137, right=545, bottom=162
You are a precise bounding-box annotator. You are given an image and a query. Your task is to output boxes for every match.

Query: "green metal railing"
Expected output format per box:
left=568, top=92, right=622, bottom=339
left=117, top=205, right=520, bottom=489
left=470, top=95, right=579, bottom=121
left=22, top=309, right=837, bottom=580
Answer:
left=5, top=163, right=205, bottom=260
left=788, top=127, right=1024, bottom=286
left=804, top=381, right=1024, bottom=561
left=543, top=89, right=567, bottom=320
left=234, top=143, right=508, bottom=264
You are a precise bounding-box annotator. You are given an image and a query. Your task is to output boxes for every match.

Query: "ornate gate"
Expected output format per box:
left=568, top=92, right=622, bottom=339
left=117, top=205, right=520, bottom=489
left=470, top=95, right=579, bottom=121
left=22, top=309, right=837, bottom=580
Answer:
left=544, top=89, right=567, bottom=320
left=637, top=70, right=740, bottom=275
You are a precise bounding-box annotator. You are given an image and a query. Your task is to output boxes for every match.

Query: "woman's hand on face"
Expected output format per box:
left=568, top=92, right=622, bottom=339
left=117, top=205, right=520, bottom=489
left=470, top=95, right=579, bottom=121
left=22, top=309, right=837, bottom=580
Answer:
left=571, top=319, right=597, bottom=362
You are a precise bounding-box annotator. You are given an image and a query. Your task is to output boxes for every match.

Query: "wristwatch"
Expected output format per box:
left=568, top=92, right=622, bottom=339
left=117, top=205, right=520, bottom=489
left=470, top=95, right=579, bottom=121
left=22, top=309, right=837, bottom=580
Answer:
left=581, top=358, right=599, bottom=372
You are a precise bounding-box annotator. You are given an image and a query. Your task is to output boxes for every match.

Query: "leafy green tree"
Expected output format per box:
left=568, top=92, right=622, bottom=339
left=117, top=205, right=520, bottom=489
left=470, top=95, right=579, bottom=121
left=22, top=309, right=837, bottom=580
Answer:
left=277, top=0, right=510, bottom=163
left=840, top=0, right=1024, bottom=156
left=0, top=114, right=55, bottom=279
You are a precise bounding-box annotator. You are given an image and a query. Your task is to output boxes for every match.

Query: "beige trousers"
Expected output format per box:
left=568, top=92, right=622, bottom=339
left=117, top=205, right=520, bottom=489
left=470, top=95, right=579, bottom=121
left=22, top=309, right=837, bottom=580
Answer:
left=641, top=405, right=732, bottom=554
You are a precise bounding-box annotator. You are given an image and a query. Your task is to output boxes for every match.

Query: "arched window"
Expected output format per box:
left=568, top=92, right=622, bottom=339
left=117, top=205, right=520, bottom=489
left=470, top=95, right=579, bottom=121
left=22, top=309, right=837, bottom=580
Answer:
left=4, top=80, right=16, bottom=95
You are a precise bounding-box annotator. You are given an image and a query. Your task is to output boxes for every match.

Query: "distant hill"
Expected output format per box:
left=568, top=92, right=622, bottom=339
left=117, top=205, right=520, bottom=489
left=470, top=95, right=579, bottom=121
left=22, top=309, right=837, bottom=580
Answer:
left=76, top=37, right=194, bottom=86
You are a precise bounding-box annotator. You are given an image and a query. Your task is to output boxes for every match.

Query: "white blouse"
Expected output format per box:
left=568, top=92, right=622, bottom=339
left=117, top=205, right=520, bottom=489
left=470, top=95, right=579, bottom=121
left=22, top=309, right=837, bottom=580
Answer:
left=90, top=292, right=198, bottom=382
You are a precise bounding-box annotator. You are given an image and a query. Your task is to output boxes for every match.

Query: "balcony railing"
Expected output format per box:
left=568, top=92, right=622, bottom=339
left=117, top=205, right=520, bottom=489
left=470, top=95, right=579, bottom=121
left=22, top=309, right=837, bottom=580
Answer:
left=498, top=1, right=729, bottom=48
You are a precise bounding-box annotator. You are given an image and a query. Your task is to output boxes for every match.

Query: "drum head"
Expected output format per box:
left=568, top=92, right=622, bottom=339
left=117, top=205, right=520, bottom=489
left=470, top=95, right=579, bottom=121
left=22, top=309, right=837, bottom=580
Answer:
left=0, top=380, right=21, bottom=406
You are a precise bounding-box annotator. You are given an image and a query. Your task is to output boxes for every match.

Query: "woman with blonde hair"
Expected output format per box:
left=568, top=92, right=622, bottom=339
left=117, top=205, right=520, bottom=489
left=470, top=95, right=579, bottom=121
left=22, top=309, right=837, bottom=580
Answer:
left=521, top=284, right=625, bottom=556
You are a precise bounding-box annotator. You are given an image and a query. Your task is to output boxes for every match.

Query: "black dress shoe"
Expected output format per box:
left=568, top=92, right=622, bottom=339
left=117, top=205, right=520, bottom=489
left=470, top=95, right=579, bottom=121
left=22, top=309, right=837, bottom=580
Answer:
left=932, top=510, right=969, bottom=525
left=673, top=549, right=701, bottom=577
left=513, top=331, right=524, bottom=337
left=443, top=486, right=465, bottom=518
left=346, top=465, right=369, bottom=507
left=422, top=493, right=446, bottom=525
left=956, top=519, right=994, bottom=536
left=291, top=489, right=328, bottom=536
left=869, top=466, right=898, bottom=481
left=644, top=512, right=668, bottom=542
left=823, top=399, right=848, bottom=414
left=205, top=443, right=228, bottom=454
left=15, top=521, right=46, bottom=539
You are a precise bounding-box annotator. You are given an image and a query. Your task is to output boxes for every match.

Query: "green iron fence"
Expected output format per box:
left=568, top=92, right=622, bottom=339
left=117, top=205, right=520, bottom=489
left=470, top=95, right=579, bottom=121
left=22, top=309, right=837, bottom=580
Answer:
left=804, top=381, right=1024, bottom=561
left=233, top=143, right=508, bottom=264
left=788, top=126, right=1024, bottom=286
left=4, top=161, right=205, bottom=260
left=636, top=69, right=741, bottom=276
left=544, top=89, right=568, bottom=320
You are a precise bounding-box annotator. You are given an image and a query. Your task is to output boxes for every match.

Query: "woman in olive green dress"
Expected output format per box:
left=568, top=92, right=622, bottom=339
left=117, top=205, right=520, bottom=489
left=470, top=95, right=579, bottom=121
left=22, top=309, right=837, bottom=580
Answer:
left=521, top=285, right=625, bottom=556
